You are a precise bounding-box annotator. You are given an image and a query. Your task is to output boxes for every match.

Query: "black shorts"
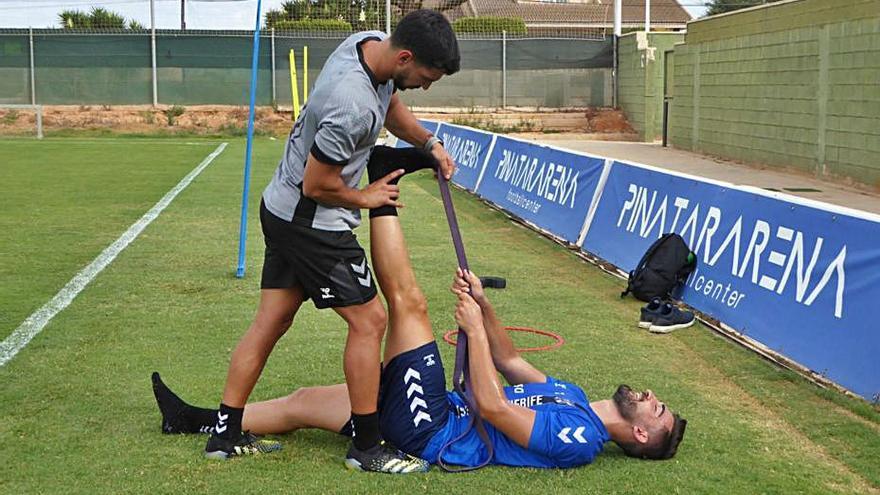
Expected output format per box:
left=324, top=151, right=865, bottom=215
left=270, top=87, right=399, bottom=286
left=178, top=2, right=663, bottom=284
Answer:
left=259, top=200, right=377, bottom=309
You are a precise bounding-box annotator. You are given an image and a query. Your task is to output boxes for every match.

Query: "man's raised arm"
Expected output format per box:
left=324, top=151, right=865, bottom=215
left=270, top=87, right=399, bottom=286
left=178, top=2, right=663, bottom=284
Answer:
left=451, top=269, right=547, bottom=385
left=383, top=94, right=455, bottom=179
left=302, top=154, right=403, bottom=210
left=454, top=291, right=535, bottom=448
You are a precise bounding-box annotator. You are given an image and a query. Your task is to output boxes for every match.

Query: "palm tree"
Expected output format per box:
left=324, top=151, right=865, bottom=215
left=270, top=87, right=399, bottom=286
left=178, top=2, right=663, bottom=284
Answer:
left=88, top=7, right=126, bottom=28
left=58, top=7, right=131, bottom=30
left=59, top=10, right=92, bottom=29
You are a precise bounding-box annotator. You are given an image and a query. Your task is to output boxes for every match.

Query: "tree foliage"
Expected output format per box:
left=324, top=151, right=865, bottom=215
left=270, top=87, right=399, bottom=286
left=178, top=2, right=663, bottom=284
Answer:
left=265, top=0, right=376, bottom=30
left=705, top=0, right=783, bottom=16
left=59, top=7, right=137, bottom=29
left=453, top=17, right=526, bottom=35
left=273, top=19, right=353, bottom=31
left=264, top=0, right=467, bottom=30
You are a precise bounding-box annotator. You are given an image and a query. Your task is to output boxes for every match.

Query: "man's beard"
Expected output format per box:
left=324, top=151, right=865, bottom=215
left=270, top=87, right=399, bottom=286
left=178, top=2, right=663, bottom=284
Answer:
left=393, top=76, right=409, bottom=91
left=393, top=75, right=420, bottom=91
left=612, top=384, right=640, bottom=421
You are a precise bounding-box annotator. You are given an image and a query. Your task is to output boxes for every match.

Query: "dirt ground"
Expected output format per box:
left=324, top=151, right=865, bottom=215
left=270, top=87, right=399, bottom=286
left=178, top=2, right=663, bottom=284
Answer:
left=0, top=105, right=291, bottom=137
left=0, top=105, right=636, bottom=139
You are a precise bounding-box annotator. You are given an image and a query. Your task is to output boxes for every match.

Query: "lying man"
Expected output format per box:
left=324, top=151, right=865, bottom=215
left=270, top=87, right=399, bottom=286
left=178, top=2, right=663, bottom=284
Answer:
left=152, top=156, right=687, bottom=470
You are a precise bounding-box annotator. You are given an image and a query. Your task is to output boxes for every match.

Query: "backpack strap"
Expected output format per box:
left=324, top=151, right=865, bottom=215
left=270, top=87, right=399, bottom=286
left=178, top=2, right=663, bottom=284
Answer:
left=620, top=270, right=635, bottom=298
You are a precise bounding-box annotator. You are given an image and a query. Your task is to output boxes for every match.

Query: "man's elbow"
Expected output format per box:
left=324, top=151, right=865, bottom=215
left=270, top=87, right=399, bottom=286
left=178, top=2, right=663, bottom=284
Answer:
left=494, top=356, right=521, bottom=377
left=301, top=181, right=321, bottom=200
left=477, top=397, right=509, bottom=423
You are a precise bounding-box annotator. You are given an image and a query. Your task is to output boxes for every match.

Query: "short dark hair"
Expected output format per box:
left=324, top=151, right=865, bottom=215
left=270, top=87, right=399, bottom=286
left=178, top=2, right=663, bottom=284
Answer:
left=619, top=414, right=688, bottom=460
left=390, top=9, right=460, bottom=75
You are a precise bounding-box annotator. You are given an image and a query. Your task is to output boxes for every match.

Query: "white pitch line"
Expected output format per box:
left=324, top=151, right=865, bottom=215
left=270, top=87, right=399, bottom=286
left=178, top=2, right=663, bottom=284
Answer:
left=0, top=142, right=228, bottom=367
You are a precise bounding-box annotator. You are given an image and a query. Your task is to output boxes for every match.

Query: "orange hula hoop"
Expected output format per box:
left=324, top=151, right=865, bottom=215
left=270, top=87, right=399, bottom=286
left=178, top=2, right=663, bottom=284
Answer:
left=443, top=326, right=564, bottom=352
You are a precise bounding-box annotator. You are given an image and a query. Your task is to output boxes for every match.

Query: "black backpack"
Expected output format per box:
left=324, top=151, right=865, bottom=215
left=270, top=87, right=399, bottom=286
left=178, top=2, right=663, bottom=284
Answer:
left=620, top=233, right=697, bottom=302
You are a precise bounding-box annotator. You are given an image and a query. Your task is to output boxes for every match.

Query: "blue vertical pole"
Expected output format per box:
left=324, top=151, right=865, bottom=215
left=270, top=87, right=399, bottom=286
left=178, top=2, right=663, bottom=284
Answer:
left=236, top=0, right=263, bottom=278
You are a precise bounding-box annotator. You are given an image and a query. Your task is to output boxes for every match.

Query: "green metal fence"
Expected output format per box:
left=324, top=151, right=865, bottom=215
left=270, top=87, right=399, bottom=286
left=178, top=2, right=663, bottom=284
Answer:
left=0, top=29, right=613, bottom=108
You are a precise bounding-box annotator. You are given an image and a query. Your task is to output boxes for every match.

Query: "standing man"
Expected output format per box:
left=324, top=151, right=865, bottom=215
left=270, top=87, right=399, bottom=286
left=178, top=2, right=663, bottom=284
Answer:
left=204, top=10, right=460, bottom=473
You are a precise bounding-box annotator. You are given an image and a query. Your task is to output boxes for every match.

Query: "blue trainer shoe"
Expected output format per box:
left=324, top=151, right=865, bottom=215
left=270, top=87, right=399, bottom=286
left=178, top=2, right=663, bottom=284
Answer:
left=649, top=303, right=696, bottom=333
left=638, top=297, right=665, bottom=329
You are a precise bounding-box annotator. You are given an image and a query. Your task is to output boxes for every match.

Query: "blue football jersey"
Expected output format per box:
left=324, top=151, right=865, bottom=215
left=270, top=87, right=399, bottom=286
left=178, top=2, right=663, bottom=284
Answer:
left=420, top=376, right=610, bottom=468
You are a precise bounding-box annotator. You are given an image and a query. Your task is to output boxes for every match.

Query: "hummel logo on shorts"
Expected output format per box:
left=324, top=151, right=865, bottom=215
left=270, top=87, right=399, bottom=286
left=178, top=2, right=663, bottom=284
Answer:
left=350, top=259, right=372, bottom=288
left=320, top=288, right=335, bottom=299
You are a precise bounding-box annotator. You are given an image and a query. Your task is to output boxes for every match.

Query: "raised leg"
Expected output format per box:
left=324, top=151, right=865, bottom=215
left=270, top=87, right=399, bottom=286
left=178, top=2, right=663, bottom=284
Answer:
left=369, top=215, right=435, bottom=363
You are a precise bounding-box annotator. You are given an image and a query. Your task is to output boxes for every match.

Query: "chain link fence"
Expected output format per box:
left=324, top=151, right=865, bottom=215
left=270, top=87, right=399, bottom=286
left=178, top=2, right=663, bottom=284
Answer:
left=1, top=28, right=612, bottom=108
left=1, top=1, right=613, bottom=109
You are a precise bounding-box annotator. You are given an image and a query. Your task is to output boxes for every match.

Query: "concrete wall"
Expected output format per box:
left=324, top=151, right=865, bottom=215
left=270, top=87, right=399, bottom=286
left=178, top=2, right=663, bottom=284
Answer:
left=669, top=0, right=880, bottom=187
left=617, top=35, right=647, bottom=138
left=618, top=32, right=684, bottom=141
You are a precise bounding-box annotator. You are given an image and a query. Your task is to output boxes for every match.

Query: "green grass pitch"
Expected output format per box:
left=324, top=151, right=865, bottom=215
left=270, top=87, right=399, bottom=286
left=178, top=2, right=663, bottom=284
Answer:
left=0, top=137, right=878, bottom=494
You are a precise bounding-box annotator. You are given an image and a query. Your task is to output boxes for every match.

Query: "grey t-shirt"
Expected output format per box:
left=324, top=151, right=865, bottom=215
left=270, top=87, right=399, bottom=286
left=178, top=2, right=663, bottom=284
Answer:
left=262, top=31, right=394, bottom=231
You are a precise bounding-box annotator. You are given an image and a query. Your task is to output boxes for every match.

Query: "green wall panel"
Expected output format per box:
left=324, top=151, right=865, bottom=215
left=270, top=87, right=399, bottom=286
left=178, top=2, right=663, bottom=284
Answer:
left=667, top=0, right=880, bottom=186
left=617, top=32, right=685, bottom=142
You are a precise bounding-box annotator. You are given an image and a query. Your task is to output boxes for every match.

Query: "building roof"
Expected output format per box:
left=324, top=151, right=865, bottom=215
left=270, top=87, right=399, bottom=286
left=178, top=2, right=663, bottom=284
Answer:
left=447, top=0, right=691, bottom=28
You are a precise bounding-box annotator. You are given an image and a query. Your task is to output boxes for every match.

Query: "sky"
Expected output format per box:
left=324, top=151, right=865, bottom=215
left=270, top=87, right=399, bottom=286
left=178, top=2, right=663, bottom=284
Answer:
left=0, top=0, right=709, bottom=30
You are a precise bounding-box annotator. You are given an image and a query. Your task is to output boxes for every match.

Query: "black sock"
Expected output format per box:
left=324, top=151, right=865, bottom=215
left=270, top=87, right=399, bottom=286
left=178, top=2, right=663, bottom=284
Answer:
left=214, top=403, right=244, bottom=439
left=189, top=405, right=220, bottom=434
left=367, top=146, right=439, bottom=184
left=367, top=146, right=438, bottom=219
left=339, top=414, right=355, bottom=438
left=369, top=205, right=399, bottom=219
left=351, top=411, right=381, bottom=451
left=152, top=371, right=216, bottom=435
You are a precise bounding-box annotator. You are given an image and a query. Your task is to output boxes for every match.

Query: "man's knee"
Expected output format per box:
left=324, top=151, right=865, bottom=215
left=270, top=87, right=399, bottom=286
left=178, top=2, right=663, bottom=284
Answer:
left=255, top=306, right=296, bottom=332
left=347, top=302, right=387, bottom=340
left=285, top=387, right=310, bottom=409
left=254, top=289, right=302, bottom=332
left=279, top=388, right=315, bottom=425
left=387, top=289, right=428, bottom=318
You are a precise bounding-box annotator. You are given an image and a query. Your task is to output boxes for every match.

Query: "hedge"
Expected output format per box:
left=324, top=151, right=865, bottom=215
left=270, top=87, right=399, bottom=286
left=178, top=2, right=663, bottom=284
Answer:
left=272, top=19, right=353, bottom=31
left=452, top=16, right=527, bottom=35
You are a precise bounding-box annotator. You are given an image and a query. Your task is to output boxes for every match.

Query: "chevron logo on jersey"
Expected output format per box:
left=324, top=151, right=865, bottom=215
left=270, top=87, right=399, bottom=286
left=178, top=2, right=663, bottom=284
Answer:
left=403, top=368, right=432, bottom=427
left=557, top=426, right=588, bottom=444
